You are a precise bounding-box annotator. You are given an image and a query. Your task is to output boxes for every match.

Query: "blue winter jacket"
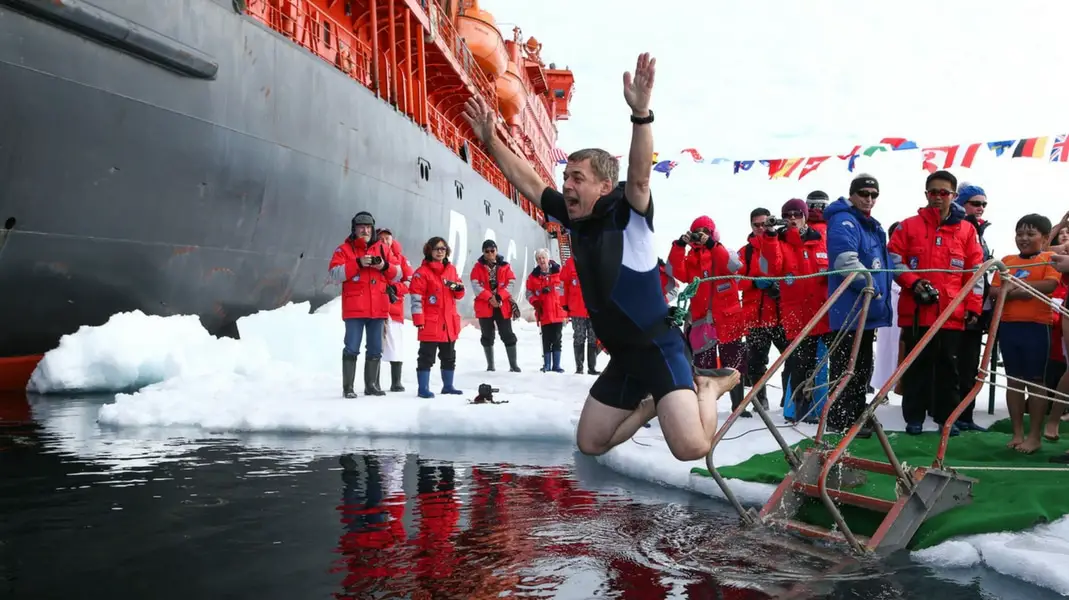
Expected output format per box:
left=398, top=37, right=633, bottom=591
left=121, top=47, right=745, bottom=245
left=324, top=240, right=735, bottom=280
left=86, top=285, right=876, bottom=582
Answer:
left=824, top=197, right=894, bottom=330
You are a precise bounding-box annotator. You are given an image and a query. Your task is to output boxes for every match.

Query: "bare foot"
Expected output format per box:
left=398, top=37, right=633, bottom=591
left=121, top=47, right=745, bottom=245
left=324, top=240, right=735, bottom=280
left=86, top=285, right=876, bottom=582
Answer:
left=637, top=395, right=657, bottom=422
left=1007, top=436, right=1023, bottom=449
left=696, top=369, right=741, bottom=401
left=1016, top=438, right=1042, bottom=454
left=1044, top=421, right=1061, bottom=441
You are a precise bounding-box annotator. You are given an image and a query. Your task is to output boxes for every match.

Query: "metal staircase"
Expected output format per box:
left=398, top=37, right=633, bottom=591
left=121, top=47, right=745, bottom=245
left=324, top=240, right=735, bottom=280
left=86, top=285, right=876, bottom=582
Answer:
left=704, top=260, right=1009, bottom=557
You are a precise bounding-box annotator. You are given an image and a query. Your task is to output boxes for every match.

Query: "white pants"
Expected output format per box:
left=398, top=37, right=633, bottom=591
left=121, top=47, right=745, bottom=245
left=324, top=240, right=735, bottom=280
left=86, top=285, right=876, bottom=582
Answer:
left=382, top=319, right=405, bottom=362
left=872, top=282, right=901, bottom=389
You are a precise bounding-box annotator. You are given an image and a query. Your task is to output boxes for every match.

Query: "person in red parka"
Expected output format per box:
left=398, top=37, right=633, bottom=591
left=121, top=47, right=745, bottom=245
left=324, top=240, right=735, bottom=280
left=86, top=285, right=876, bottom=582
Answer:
left=806, top=190, right=829, bottom=237
left=667, top=216, right=748, bottom=414
left=887, top=169, right=984, bottom=435
left=328, top=211, right=402, bottom=399
left=738, top=207, right=788, bottom=409
left=469, top=239, right=522, bottom=373
left=658, top=258, right=677, bottom=302
left=758, top=199, right=833, bottom=423
left=377, top=228, right=415, bottom=393
left=526, top=248, right=567, bottom=373
left=409, top=236, right=465, bottom=398
left=561, top=256, right=600, bottom=375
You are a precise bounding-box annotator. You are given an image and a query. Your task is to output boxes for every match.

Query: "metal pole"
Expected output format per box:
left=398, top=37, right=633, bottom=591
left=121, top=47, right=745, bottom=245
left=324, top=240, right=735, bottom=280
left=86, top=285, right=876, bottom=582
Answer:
left=987, top=336, right=998, bottom=415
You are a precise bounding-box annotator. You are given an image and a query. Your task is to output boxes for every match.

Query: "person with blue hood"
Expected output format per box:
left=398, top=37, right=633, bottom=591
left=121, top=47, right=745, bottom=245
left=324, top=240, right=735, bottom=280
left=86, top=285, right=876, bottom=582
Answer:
left=823, top=173, right=894, bottom=437
left=953, top=183, right=993, bottom=431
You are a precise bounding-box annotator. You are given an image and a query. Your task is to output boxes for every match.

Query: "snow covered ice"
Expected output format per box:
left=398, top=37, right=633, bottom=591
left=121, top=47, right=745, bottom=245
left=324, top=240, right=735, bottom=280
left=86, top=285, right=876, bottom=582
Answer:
left=25, top=298, right=1069, bottom=595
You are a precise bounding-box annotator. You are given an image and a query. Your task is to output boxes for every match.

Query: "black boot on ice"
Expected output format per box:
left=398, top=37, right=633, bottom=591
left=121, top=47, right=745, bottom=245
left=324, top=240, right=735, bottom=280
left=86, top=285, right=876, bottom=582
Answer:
left=586, top=344, right=600, bottom=375
left=505, top=345, right=521, bottom=372
left=574, top=344, right=584, bottom=374
left=389, top=361, right=405, bottom=392
left=342, top=353, right=358, bottom=399
left=364, top=357, right=386, bottom=396
left=483, top=346, right=495, bottom=372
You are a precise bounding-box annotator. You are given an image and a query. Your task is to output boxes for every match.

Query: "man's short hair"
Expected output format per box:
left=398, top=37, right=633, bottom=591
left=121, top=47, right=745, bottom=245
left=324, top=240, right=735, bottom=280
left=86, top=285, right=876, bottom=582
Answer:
left=750, top=207, right=771, bottom=220
left=1016, top=213, right=1053, bottom=238
left=568, top=148, right=619, bottom=186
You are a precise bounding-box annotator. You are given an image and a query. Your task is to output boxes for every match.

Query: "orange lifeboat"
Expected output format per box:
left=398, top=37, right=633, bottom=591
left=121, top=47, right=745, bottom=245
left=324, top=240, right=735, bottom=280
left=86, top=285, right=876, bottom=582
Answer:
left=495, top=60, right=526, bottom=122
left=455, top=3, right=507, bottom=78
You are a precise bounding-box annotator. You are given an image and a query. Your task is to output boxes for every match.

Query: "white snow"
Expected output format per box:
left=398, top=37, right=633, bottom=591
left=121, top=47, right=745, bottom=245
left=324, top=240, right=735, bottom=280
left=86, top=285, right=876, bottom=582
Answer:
left=25, top=299, right=1068, bottom=595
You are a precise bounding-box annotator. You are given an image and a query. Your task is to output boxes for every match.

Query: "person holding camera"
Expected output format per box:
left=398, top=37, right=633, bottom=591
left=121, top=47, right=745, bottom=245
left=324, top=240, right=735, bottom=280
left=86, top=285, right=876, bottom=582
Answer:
left=887, top=170, right=984, bottom=435
left=409, top=236, right=466, bottom=398
left=328, top=211, right=402, bottom=398
left=469, top=239, right=522, bottom=373
left=376, top=227, right=415, bottom=392
left=667, top=216, right=748, bottom=412
left=823, top=174, right=894, bottom=437
left=526, top=248, right=567, bottom=373
left=739, top=207, right=789, bottom=410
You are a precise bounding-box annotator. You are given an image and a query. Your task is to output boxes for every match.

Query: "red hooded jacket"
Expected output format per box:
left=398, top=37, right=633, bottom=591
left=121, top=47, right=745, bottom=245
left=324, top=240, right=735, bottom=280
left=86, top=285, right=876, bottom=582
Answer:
left=887, top=204, right=984, bottom=330
left=738, top=235, right=781, bottom=329
left=526, top=260, right=567, bottom=325
left=381, top=239, right=414, bottom=323
left=759, top=226, right=831, bottom=340
left=328, top=236, right=401, bottom=320
left=666, top=216, right=745, bottom=343
left=560, top=257, right=587, bottom=318
left=409, top=259, right=464, bottom=342
left=469, top=256, right=517, bottom=319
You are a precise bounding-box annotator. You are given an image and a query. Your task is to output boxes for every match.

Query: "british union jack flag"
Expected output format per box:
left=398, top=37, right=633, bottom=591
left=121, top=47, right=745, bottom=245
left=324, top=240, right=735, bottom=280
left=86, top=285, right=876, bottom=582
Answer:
left=1049, top=134, right=1069, bottom=162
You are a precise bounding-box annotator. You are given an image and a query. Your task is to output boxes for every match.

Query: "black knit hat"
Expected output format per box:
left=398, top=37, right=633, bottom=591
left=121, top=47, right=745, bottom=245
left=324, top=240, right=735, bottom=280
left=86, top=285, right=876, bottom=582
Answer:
left=849, top=174, right=879, bottom=195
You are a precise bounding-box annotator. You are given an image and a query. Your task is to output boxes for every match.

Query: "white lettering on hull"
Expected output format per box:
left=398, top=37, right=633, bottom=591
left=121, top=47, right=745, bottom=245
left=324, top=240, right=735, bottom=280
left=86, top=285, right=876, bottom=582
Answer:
left=448, top=209, right=468, bottom=276
left=448, top=208, right=532, bottom=308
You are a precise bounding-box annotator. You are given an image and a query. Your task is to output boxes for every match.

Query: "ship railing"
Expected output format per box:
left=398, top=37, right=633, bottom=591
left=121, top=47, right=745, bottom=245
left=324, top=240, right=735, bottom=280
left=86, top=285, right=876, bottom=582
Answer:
left=419, top=0, right=498, bottom=110
left=245, top=0, right=373, bottom=87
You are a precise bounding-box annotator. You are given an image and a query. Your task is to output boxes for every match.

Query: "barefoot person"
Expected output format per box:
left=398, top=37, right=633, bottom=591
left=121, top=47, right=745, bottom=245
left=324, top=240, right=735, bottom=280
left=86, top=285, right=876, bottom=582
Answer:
left=462, top=53, right=739, bottom=461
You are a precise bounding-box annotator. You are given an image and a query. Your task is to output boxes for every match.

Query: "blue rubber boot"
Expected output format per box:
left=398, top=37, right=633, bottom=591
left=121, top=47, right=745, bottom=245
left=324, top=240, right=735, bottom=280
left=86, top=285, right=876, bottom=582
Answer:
left=551, top=350, right=565, bottom=373
left=441, top=370, right=463, bottom=395
left=417, top=370, right=435, bottom=398
left=541, top=353, right=551, bottom=373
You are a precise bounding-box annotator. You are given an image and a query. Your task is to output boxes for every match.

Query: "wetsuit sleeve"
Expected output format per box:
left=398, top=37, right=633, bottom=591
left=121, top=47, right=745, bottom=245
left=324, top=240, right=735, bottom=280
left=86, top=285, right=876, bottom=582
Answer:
left=624, top=188, right=654, bottom=227
left=540, top=188, right=570, bottom=227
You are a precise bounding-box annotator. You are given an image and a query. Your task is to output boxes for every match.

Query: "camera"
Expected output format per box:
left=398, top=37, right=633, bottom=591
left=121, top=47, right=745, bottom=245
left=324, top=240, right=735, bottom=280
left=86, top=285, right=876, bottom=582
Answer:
left=367, top=255, right=383, bottom=266
left=386, top=284, right=398, bottom=304
left=765, top=217, right=785, bottom=229
left=445, top=280, right=463, bottom=292
left=472, top=383, right=504, bottom=405
left=541, top=286, right=552, bottom=294
left=913, top=280, right=940, bottom=305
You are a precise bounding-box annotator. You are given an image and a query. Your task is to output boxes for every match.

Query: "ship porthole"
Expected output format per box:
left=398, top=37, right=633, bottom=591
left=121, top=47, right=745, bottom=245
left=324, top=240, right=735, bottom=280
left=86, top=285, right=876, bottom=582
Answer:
left=3, top=217, right=14, bottom=230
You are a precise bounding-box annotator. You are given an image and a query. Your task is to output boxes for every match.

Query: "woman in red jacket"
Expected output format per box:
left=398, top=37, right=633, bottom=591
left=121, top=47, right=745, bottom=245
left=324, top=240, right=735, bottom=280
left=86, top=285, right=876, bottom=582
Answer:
left=377, top=228, right=415, bottom=393
left=526, top=248, right=567, bottom=373
left=469, top=239, right=521, bottom=373
left=759, top=199, right=833, bottom=423
left=328, top=211, right=402, bottom=399
left=561, top=256, right=599, bottom=375
left=666, top=216, right=748, bottom=414
left=409, top=237, right=465, bottom=398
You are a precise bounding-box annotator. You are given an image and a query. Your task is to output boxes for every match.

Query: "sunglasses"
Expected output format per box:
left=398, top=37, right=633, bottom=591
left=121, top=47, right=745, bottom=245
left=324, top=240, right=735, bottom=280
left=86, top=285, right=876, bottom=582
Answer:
left=926, top=189, right=955, bottom=199
left=784, top=211, right=805, bottom=219
left=854, top=190, right=878, bottom=200
left=967, top=200, right=987, bottom=208
left=483, top=247, right=497, bottom=253
left=750, top=221, right=768, bottom=228
left=433, top=246, right=448, bottom=252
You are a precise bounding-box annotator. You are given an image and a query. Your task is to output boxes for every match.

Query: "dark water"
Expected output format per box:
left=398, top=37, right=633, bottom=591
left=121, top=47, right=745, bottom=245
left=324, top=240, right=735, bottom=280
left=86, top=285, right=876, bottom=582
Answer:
left=0, top=395, right=1056, bottom=599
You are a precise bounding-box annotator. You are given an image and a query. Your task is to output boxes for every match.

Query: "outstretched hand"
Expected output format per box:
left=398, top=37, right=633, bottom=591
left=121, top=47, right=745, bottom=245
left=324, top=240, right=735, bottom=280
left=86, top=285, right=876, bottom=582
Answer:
left=461, top=96, right=496, bottom=145
left=623, top=52, right=656, bottom=115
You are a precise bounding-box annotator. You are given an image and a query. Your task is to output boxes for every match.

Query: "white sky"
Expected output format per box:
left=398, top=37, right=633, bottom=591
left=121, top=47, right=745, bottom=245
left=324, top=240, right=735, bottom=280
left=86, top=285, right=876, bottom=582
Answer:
left=481, top=0, right=1069, bottom=255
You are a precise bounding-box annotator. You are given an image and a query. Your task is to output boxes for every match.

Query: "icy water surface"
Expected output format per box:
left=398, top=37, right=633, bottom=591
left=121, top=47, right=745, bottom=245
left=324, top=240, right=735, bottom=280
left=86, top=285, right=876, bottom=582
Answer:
left=0, top=394, right=1056, bottom=599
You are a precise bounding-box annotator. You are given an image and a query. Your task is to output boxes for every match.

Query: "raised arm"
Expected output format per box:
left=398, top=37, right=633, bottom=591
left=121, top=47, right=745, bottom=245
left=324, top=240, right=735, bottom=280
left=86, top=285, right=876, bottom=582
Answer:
left=622, top=53, right=656, bottom=215
left=462, top=96, right=547, bottom=205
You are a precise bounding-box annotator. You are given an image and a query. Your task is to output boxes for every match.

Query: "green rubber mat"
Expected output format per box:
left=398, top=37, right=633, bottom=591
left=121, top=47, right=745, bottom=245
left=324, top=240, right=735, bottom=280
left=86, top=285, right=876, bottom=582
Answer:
left=691, top=419, right=1069, bottom=550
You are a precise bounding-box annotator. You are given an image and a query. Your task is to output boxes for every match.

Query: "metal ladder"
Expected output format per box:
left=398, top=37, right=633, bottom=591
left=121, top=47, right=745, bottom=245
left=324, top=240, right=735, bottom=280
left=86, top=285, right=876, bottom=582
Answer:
left=704, top=260, right=1009, bottom=556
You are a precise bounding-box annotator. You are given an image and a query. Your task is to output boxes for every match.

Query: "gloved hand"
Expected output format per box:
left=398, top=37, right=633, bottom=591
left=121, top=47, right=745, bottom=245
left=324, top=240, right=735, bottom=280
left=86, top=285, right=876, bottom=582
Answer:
left=754, top=278, right=774, bottom=289
left=965, top=310, right=979, bottom=326
left=541, top=286, right=551, bottom=294
left=676, top=233, right=691, bottom=246
left=445, top=280, right=464, bottom=292
left=912, top=279, right=940, bottom=305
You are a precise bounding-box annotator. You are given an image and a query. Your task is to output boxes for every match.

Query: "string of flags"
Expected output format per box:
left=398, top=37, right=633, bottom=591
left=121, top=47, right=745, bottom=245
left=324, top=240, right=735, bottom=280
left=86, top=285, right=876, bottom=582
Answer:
left=553, top=134, right=1069, bottom=179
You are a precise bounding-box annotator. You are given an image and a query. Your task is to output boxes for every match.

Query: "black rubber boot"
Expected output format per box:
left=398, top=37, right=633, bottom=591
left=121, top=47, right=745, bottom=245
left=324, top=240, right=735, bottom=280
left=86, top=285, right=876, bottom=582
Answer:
left=731, top=383, right=751, bottom=418
left=483, top=346, right=495, bottom=371
left=587, top=344, right=600, bottom=375
left=364, top=357, right=386, bottom=396
left=389, top=361, right=405, bottom=392
left=506, top=345, right=521, bottom=372
left=574, top=344, right=584, bottom=374
left=342, top=353, right=357, bottom=398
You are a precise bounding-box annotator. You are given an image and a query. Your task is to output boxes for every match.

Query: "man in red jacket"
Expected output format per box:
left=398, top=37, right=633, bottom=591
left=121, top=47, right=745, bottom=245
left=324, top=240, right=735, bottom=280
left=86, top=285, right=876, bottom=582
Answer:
left=887, top=170, right=985, bottom=435
left=739, top=207, right=788, bottom=409
left=562, top=256, right=600, bottom=375
left=377, top=228, right=415, bottom=392
left=470, top=239, right=521, bottom=372
left=328, top=211, right=402, bottom=398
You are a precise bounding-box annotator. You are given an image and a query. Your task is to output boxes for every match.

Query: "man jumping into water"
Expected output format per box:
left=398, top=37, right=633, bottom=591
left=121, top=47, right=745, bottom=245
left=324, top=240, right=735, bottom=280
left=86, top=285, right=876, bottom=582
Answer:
left=463, top=53, right=740, bottom=461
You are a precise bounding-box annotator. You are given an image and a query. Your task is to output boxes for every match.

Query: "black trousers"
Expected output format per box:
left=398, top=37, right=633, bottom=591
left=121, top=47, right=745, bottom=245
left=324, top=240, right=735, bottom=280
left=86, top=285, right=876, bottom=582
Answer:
left=784, top=333, right=832, bottom=421
left=541, top=322, right=563, bottom=354
left=478, top=307, right=517, bottom=347
left=746, top=325, right=789, bottom=404
left=956, top=328, right=985, bottom=423
left=827, top=328, right=876, bottom=430
left=901, top=327, right=962, bottom=425
left=417, top=341, right=456, bottom=371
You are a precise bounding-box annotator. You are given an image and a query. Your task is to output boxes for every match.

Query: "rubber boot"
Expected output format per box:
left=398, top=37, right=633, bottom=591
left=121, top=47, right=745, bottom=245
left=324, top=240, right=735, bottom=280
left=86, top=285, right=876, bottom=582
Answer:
left=483, top=346, right=495, bottom=372
left=541, top=352, right=551, bottom=373
left=506, top=345, right=521, bottom=372
left=342, top=353, right=358, bottom=398
left=731, top=383, right=751, bottom=418
left=574, top=344, right=585, bottom=374
left=551, top=350, right=565, bottom=373
left=587, top=344, right=600, bottom=375
left=417, top=370, right=435, bottom=398
left=755, top=385, right=770, bottom=411
left=389, top=361, right=405, bottom=392
left=364, top=357, right=386, bottom=396
left=441, top=370, right=463, bottom=395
